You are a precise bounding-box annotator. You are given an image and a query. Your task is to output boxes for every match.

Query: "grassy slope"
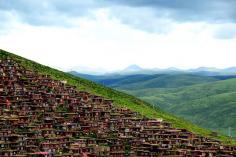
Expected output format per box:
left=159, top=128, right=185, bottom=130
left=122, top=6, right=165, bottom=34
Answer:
left=95, top=74, right=219, bottom=90
left=0, top=49, right=235, bottom=145
left=115, top=74, right=219, bottom=90
left=120, top=79, right=236, bottom=137
left=70, top=72, right=163, bottom=87
left=72, top=72, right=219, bottom=89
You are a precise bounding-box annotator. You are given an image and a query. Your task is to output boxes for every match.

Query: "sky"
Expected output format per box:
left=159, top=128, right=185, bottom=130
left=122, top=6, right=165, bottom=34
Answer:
left=1, top=0, right=236, bottom=73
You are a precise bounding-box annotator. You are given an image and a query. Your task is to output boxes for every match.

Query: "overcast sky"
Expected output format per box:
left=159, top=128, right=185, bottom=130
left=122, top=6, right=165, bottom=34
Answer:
left=1, top=0, right=236, bottom=73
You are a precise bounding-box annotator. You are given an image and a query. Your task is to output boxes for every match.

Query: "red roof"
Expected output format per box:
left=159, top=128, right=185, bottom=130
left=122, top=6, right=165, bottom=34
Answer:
left=32, top=152, right=49, bottom=155
left=83, top=152, right=88, bottom=157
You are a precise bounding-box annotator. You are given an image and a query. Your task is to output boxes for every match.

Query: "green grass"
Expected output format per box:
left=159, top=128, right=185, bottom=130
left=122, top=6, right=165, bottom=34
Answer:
left=73, top=72, right=219, bottom=89
left=0, top=49, right=235, bottom=145
left=119, top=79, right=236, bottom=138
left=115, top=74, right=219, bottom=90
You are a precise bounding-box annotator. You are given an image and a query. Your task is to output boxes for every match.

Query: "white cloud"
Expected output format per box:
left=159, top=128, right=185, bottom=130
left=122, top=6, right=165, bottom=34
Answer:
left=213, top=23, right=236, bottom=39
left=1, top=9, right=236, bottom=73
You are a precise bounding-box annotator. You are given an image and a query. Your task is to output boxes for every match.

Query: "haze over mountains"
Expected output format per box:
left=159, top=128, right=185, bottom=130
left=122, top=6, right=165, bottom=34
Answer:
left=69, top=64, right=236, bottom=76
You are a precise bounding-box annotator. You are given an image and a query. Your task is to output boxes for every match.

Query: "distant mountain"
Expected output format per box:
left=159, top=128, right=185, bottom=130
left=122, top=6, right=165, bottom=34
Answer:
left=69, top=71, right=97, bottom=80
left=69, top=71, right=236, bottom=90
left=117, top=65, right=158, bottom=75
left=69, top=64, right=236, bottom=76
left=192, top=71, right=221, bottom=76
left=123, top=64, right=143, bottom=72
left=114, top=74, right=220, bottom=90
left=188, top=67, right=236, bottom=76
left=92, top=73, right=218, bottom=89
left=165, top=67, right=182, bottom=71
left=188, top=67, right=220, bottom=72
left=68, top=71, right=127, bottom=83
left=119, top=65, right=185, bottom=75
left=223, top=67, right=236, bottom=74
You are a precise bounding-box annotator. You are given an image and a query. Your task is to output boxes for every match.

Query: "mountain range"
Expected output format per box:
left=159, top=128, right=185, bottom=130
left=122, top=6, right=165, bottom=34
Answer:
left=70, top=64, right=236, bottom=76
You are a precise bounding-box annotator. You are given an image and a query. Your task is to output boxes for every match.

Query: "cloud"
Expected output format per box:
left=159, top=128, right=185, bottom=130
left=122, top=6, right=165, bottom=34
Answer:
left=105, top=0, right=236, bottom=36
left=108, top=0, right=236, bottom=23
left=214, top=23, right=236, bottom=39
left=0, top=0, right=103, bottom=26
left=1, top=0, right=236, bottom=26
left=106, top=6, right=175, bottom=34
left=1, top=0, right=236, bottom=36
left=1, top=7, right=236, bottom=71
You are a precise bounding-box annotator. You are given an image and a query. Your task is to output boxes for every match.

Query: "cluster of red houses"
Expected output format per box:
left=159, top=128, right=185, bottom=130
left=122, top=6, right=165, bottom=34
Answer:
left=0, top=58, right=235, bottom=157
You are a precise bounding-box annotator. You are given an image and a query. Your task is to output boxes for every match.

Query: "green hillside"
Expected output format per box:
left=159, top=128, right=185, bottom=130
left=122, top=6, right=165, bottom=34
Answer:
left=115, top=74, right=219, bottom=89
left=69, top=71, right=163, bottom=87
left=73, top=72, right=220, bottom=89
left=72, top=71, right=236, bottom=137
left=120, top=79, right=236, bottom=137
left=1, top=49, right=235, bottom=145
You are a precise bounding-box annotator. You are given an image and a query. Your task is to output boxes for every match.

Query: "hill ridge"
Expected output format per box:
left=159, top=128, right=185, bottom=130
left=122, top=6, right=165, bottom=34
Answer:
left=0, top=49, right=235, bottom=150
left=113, top=75, right=236, bottom=138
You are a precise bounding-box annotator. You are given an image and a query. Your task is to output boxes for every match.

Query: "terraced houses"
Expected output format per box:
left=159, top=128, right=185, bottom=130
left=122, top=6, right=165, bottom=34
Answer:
left=0, top=58, right=235, bottom=157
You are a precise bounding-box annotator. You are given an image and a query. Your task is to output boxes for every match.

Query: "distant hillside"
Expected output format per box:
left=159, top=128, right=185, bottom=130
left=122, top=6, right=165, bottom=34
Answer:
left=2, top=49, right=235, bottom=145
left=69, top=71, right=104, bottom=80
left=114, top=74, right=219, bottom=90
left=121, top=79, right=236, bottom=137
left=70, top=71, right=236, bottom=138
left=70, top=72, right=165, bottom=87
left=70, top=72, right=220, bottom=89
